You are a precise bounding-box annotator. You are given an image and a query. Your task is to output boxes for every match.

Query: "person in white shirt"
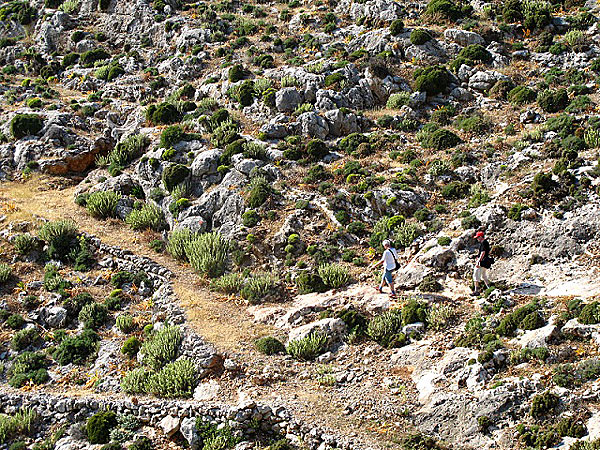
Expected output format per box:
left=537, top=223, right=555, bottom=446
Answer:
left=369, top=239, right=398, bottom=297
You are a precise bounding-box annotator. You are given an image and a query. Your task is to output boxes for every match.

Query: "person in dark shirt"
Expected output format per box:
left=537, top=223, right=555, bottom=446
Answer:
left=472, top=230, right=492, bottom=295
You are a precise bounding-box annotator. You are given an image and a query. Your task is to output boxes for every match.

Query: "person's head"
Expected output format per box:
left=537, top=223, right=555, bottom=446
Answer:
left=474, top=231, right=485, bottom=242
left=382, top=239, right=391, bottom=249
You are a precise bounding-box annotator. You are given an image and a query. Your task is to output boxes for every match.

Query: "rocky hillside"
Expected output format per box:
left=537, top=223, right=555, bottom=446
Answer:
left=1, top=0, right=600, bottom=448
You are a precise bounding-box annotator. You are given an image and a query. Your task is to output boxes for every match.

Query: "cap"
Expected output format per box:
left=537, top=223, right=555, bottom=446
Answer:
left=382, top=239, right=391, bottom=247
left=474, top=231, right=484, bottom=238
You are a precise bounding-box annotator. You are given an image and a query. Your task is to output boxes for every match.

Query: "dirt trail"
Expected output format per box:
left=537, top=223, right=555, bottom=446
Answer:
left=0, top=175, right=402, bottom=448
left=0, top=175, right=272, bottom=354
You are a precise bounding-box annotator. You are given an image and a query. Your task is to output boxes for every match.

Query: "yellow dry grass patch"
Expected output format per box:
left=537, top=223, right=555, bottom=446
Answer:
left=1, top=175, right=275, bottom=353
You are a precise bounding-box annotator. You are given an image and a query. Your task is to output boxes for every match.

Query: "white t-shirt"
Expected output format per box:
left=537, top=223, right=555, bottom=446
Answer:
left=382, top=248, right=398, bottom=271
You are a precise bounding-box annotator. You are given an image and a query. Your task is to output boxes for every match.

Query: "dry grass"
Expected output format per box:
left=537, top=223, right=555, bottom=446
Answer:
left=1, top=175, right=274, bottom=353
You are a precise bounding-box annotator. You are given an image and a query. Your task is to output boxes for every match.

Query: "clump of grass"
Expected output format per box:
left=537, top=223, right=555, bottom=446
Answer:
left=240, top=272, right=279, bottom=304
left=185, top=232, right=230, bottom=278
left=166, top=228, right=197, bottom=262
left=125, top=204, right=167, bottom=231
left=0, top=263, right=12, bottom=284
left=86, top=190, right=121, bottom=219
left=140, top=325, right=182, bottom=370
left=317, top=263, right=350, bottom=289
left=210, top=273, right=245, bottom=294
left=286, top=332, right=328, bottom=361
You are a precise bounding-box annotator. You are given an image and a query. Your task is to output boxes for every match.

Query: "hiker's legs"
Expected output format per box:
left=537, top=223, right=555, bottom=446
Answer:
left=383, top=270, right=396, bottom=295
left=481, top=267, right=490, bottom=288
left=473, top=267, right=482, bottom=294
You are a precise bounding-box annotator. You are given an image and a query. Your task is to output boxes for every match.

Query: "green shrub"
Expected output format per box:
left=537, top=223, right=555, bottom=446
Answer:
left=6, top=314, right=24, bottom=329
left=386, top=92, right=410, bottom=109
left=318, top=263, right=350, bottom=289
left=424, top=0, right=466, bottom=19
left=394, top=222, right=420, bottom=248
left=80, top=48, right=110, bottom=68
left=52, top=329, right=100, bottom=365
left=162, top=163, right=190, bottom=192
left=87, top=410, right=117, bottom=444
left=209, top=272, right=245, bottom=294
left=402, top=299, right=429, bottom=325
left=185, top=232, right=230, bottom=278
left=141, top=325, right=182, bottom=370
left=228, top=64, right=246, bottom=82
left=508, top=86, right=536, bottom=105
left=38, top=219, right=78, bottom=261
left=522, top=0, right=551, bottom=30
left=86, top=190, right=121, bottom=219
left=410, top=29, right=432, bottom=45
left=295, top=271, right=327, bottom=294
left=11, top=328, right=40, bottom=351
left=8, top=351, right=48, bottom=388
left=414, top=66, right=451, bottom=96
left=195, top=421, right=240, bottom=450
left=147, top=358, right=197, bottom=398
left=121, top=368, right=153, bottom=394
left=367, top=310, right=406, bottom=348
left=508, top=203, right=526, bottom=221
left=537, top=89, right=568, bottom=113
left=496, top=303, right=538, bottom=336
left=530, top=391, right=559, bottom=418
left=242, top=210, right=260, bottom=227
left=126, top=204, right=166, bottom=231
left=13, top=233, right=38, bottom=255
left=10, top=114, right=43, bottom=139
left=0, top=408, right=38, bottom=444
left=579, top=301, right=600, bottom=324
left=115, top=314, right=134, bottom=333
left=255, top=336, right=285, bottom=355
left=78, top=303, right=108, bottom=329
left=390, top=19, right=404, bottom=35
left=422, top=128, right=461, bottom=150
left=145, top=102, right=181, bottom=125
left=532, top=172, right=555, bottom=195
left=240, top=272, right=279, bottom=304
left=0, top=263, right=12, bottom=284
left=166, top=228, right=197, bottom=262
left=441, top=181, right=469, bottom=199
left=159, top=125, right=185, bottom=148
left=427, top=304, right=454, bottom=331
left=459, top=44, right=492, bottom=63
left=246, top=175, right=272, bottom=208
left=286, top=332, right=328, bottom=360
left=419, top=275, right=443, bottom=293
left=121, top=336, right=140, bottom=358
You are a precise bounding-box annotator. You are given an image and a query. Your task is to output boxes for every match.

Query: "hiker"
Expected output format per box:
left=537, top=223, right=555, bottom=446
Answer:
left=473, top=230, right=493, bottom=295
left=370, top=239, right=399, bottom=297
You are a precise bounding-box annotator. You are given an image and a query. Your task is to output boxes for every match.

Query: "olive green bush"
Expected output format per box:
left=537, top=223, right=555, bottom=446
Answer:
left=147, top=358, right=197, bottom=398
left=86, top=190, right=121, bottom=219
left=367, top=310, right=407, bottom=348
left=125, top=204, right=167, bottom=231
left=318, top=263, right=350, bottom=289
left=286, top=332, right=328, bottom=361
left=10, top=114, right=44, bottom=139
left=141, top=325, right=182, bottom=370
left=185, top=232, right=230, bottom=278
left=255, top=336, right=285, bottom=355
left=87, top=410, right=117, bottom=444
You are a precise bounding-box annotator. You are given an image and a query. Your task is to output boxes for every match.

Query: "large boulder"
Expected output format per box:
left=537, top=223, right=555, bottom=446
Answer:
left=297, top=112, right=329, bottom=139
left=444, top=29, right=485, bottom=46
left=191, top=149, right=222, bottom=178
left=276, top=87, right=303, bottom=112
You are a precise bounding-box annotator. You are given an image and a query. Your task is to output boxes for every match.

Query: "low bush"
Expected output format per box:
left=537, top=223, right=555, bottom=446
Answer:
left=441, top=181, right=469, bottom=199
left=414, top=65, right=451, bottom=96
left=52, top=329, right=100, bottom=365
left=86, top=190, right=121, bottom=219
left=121, top=368, right=153, bottom=394
left=121, top=336, right=140, bottom=358
left=8, top=352, right=48, bottom=388
left=0, top=263, right=12, bottom=284
left=147, top=358, right=197, bottom=398
left=419, top=275, right=443, bottom=293
left=427, top=304, right=454, bottom=331
left=255, top=336, right=285, bottom=355
left=87, top=410, right=117, bottom=444
left=11, top=328, right=41, bottom=351
left=166, top=228, right=197, bottom=262
left=458, top=44, right=492, bottom=63
left=579, top=301, right=600, bottom=324
left=115, top=314, right=134, bottom=333
left=287, top=332, right=328, bottom=360
left=162, top=163, right=190, bottom=192
left=424, top=0, right=468, bottom=20
left=80, top=48, right=110, bottom=68
left=145, top=102, right=181, bottom=125
left=386, top=92, right=410, bottom=109
left=422, top=128, right=461, bottom=150
left=13, top=233, right=38, bottom=255
left=125, top=204, right=167, bottom=231
left=508, top=86, right=536, bottom=105
left=318, top=263, right=350, bottom=289
left=530, top=391, right=559, bottom=418
left=38, top=220, right=79, bottom=261
left=141, top=325, right=182, bottom=370
left=537, top=89, right=568, bottom=113
left=159, top=125, right=185, bottom=148
left=410, top=29, right=432, bottom=45
left=10, top=114, right=44, bottom=139
left=79, top=303, right=108, bottom=329
left=209, top=272, right=245, bottom=294
left=240, top=272, right=279, bottom=304
left=6, top=314, right=24, bottom=329
left=390, top=19, right=404, bottom=36
left=496, top=302, right=539, bottom=336
left=367, top=310, right=406, bottom=348
left=0, top=408, right=37, bottom=444
left=185, top=232, right=230, bottom=278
